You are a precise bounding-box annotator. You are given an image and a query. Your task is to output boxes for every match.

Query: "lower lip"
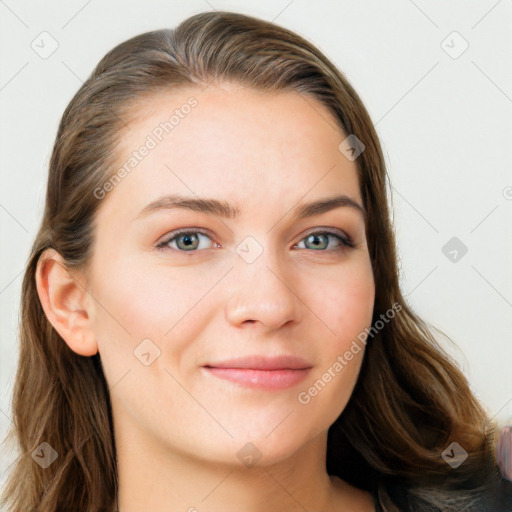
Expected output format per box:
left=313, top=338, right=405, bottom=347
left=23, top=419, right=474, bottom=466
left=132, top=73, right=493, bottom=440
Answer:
left=203, top=367, right=311, bottom=390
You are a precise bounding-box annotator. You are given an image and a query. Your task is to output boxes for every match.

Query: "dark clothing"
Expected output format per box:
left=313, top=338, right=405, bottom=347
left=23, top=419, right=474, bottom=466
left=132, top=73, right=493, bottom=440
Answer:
left=370, top=474, right=512, bottom=511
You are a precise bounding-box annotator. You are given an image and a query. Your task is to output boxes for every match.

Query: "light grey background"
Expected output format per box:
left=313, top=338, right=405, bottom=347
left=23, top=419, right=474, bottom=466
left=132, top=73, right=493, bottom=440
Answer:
left=1, top=0, right=511, bottom=496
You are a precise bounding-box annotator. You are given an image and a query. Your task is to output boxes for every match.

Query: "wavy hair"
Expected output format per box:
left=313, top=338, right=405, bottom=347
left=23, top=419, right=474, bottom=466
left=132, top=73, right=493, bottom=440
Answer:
left=1, top=10, right=509, bottom=512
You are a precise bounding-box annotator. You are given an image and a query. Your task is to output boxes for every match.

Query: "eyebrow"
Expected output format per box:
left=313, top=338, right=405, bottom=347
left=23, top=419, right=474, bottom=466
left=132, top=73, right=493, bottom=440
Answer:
left=135, top=193, right=365, bottom=221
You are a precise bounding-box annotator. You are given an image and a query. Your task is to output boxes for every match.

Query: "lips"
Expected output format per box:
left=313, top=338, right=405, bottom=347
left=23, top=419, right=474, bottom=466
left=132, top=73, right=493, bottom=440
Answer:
left=203, top=354, right=313, bottom=371
left=202, top=355, right=312, bottom=390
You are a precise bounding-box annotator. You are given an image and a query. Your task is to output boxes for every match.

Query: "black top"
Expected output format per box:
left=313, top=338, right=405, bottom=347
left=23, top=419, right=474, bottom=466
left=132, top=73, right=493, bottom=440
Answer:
left=369, top=474, right=512, bottom=512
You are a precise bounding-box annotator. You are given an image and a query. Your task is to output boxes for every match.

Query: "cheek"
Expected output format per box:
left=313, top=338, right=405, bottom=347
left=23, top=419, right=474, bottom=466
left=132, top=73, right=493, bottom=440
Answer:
left=309, top=258, right=375, bottom=348
left=89, top=255, right=222, bottom=367
left=93, top=263, right=167, bottom=337
left=297, top=265, right=374, bottom=427
left=92, top=254, right=181, bottom=332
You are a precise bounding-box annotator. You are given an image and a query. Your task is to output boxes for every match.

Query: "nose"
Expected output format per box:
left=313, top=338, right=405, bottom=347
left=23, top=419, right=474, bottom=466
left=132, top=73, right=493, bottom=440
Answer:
left=225, top=253, right=303, bottom=331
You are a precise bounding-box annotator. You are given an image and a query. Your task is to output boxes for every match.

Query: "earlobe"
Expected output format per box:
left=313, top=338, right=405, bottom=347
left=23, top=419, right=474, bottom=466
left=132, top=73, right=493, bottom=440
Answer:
left=35, top=248, right=98, bottom=357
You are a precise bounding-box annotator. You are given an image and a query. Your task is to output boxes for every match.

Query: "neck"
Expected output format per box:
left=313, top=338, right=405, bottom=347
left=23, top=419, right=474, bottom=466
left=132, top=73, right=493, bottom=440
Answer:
left=114, top=423, right=340, bottom=512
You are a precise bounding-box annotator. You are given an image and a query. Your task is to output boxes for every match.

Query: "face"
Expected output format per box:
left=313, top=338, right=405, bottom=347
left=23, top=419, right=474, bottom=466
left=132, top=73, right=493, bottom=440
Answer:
left=87, top=82, right=375, bottom=467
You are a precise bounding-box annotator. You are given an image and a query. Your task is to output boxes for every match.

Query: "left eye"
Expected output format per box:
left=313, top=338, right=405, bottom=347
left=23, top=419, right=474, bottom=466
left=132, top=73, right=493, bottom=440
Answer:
left=295, top=231, right=353, bottom=251
left=156, top=229, right=353, bottom=252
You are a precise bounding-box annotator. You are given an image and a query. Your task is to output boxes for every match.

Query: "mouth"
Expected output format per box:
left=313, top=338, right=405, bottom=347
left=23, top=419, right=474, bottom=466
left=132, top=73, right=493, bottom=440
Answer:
left=201, top=354, right=313, bottom=391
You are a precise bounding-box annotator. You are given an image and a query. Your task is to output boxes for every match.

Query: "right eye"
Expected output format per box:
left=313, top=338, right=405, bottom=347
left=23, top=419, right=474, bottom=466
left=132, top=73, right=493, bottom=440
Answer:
left=156, top=229, right=220, bottom=252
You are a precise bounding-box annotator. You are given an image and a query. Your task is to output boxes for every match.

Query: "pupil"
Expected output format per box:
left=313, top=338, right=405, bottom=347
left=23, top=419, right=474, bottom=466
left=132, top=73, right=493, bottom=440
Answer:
left=310, top=234, right=324, bottom=248
left=179, top=233, right=198, bottom=249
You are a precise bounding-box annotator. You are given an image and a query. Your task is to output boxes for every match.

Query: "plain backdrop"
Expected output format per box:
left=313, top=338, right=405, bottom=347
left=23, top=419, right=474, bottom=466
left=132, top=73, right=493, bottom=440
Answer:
left=1, top=0, right=511, bottom=494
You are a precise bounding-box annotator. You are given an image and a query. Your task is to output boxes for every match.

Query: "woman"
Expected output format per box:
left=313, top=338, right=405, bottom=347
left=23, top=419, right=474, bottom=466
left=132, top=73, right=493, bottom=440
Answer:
left=1, top=10, right=511, bottom=512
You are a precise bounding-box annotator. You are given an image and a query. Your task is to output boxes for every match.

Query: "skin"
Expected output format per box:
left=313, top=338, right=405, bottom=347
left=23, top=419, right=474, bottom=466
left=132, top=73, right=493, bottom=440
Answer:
left=36, top=82, right=376, bottom=511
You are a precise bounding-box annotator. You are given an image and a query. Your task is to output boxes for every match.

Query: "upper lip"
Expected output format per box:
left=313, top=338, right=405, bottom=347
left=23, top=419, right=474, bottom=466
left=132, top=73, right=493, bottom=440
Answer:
left=203, top=355, right=312, bottom=370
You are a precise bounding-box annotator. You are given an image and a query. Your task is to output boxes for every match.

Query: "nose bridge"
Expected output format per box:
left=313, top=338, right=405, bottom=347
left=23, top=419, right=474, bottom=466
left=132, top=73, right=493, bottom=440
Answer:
left=225, top=234, right=301, bottom=329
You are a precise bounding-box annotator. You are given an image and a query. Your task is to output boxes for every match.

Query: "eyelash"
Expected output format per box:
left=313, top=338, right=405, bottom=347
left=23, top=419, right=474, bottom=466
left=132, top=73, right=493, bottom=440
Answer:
left=156, top=228, right=355, bottom=253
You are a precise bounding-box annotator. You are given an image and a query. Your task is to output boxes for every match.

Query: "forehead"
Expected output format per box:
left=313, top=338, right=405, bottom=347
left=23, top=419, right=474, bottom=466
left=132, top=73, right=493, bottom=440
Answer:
left=97, top=83, right=362, bottom=222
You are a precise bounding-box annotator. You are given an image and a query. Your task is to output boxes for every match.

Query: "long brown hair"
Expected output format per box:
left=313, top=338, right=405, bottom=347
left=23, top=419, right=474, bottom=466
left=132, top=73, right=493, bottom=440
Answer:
left=1, top=11, right=507, bottom=511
